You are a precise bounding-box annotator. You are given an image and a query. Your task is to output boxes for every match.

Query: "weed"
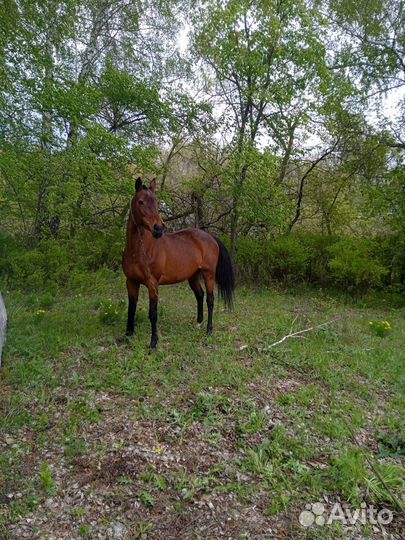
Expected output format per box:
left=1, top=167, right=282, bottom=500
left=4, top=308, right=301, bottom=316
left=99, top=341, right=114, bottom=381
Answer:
left=365, top=462, right=405, bottom=506
left=130, top=521, right=154, bottom=539
left=329, top=448, right=367, bottom=504
left=139, top=491, right=154, bottom=507
left=38, top=462, right=57, bottom=497
left=241, top=439, right=274, bottom=480
left=377, top=426, right=405, bottom=458
left=78, top=523, right=92, bottom=537
left=368, top=320, right=392, bottom=337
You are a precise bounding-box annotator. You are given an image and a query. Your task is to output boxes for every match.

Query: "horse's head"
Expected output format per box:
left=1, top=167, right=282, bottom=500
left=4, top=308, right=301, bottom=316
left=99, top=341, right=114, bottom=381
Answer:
left=131, top=177, right=165, bottom=238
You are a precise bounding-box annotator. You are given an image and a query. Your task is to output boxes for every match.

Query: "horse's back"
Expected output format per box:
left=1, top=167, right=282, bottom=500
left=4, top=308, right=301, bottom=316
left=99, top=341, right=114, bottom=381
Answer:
left=164, top=228, right=218, bottom=259
left=158, top=228, right=219, bottom=284
left=165, top=227, right=216, bottom=245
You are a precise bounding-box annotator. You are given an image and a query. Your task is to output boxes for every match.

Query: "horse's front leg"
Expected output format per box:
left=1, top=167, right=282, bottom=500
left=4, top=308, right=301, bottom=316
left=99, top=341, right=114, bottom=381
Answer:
left=126, top=279, right=140, bottom=336
left=147, top=280, right=159, bottom=350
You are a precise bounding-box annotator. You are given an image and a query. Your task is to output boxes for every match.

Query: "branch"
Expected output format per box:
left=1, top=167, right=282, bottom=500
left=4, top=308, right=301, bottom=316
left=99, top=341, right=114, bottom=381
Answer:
left=264, top=319, right=336, bottom=350
left=288, top=141, right=340, bottom=232
left=164, top=209, right=194, bottom=222
left=382, top=141, right=405, bottom=150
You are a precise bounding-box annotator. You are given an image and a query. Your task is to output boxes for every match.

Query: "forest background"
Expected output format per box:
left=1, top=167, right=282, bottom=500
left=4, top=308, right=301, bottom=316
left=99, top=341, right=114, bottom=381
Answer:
left=0, top=0, right=404, bottom=297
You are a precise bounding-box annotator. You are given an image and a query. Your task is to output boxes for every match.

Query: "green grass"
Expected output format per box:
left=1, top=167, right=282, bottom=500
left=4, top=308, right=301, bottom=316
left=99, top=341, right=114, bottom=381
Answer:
left=1, top=272, right=404, bottom=538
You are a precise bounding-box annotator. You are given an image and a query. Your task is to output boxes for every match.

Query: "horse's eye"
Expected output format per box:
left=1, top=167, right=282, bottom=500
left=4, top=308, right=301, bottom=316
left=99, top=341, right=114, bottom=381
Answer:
left=139, top=200, right=144, bottom=206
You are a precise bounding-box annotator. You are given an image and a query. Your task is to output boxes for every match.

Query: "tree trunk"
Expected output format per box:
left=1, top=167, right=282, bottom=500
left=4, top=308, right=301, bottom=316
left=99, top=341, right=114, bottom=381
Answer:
left=192, top=192, right=204, bottom=229
left=230, top=162, right=247, bottom=260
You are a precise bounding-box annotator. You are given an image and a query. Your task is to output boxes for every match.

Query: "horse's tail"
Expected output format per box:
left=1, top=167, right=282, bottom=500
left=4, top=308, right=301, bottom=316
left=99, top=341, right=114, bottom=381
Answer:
left=214, top=238, right=235, bottom=310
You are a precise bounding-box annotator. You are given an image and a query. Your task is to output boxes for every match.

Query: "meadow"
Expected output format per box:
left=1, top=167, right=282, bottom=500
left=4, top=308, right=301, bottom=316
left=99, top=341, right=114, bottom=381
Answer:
left=1, top=271, right=404, bottom=539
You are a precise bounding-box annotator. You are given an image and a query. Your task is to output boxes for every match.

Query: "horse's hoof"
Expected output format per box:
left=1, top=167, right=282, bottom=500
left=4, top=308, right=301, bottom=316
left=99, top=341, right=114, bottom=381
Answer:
left=196, top=321, right=203, bottom=329
left=116, top=335, right=130, bottom=345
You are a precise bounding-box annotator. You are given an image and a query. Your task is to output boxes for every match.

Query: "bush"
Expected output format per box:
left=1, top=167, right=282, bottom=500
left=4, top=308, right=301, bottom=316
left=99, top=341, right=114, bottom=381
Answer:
left=0, top=228, right=124, bottom=291
left=0, top=230, right=402, bottom=299
left=236, top=236, right=311, bottom=285
left=236, top=237, right=268, bottom=283
left=235, top=233, right=400, bottom=296
left=298, top=233, right=337, bottom=285
left=373, top=234, right=405, bottom=285
left=266, top=236, right=311, bottom=283
left=327, top=238, right=387, bottom=292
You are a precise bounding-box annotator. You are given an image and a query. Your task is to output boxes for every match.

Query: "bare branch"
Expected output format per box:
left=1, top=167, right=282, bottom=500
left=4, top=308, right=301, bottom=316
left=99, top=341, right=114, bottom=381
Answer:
left=264, top=319, right=337, bottom=350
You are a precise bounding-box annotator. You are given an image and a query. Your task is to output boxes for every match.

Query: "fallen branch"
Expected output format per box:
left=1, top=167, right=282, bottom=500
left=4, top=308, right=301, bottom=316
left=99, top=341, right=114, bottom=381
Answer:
left=265, top=318, right=336, bottom=350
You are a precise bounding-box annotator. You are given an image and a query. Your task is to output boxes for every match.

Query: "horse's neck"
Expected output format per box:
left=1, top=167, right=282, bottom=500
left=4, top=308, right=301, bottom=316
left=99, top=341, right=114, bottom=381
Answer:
left=126, top=220, right=153, bottom=260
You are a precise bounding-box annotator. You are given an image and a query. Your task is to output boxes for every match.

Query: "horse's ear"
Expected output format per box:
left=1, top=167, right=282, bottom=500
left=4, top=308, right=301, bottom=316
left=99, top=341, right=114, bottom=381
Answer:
left=150, top=178, right=157, bottom=192
left=135, top=177, right=143, bottom=192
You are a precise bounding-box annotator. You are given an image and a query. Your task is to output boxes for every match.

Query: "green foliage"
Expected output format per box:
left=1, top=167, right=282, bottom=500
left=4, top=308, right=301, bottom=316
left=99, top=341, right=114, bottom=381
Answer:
left=38, top=462, right=57, bottom=497
left=327, top=238, right=387, bottom=291
left=79, top=523, right=92, bottom=538
left=0, top=0, right=403, bottom=281
left=2, top=230, right=402, bottom=297
left=267, top=237, right=313, bottom=283
left=237, top=149, right=290, bottom=234
left=365, top=463, right=405, bottom=506
left=329, top=448, right=367, bottom=503
left=99, top=300, right=123, bottom=325
left=368, top=320, right=392, bottom=337
left=242, top=439, right=274, bottom=480
left=236, top=236, right=311, bottom=285
left=64, top=437, right=87, bottom=459
left=0, top=230, right=123, bottom=291
left=139, top=491, right=154, bottom=507
left=238, top=409, right=268, bottom=434
left=377, top=426, right=405, bottom=458
left=235, top=233, right=401, bottom=293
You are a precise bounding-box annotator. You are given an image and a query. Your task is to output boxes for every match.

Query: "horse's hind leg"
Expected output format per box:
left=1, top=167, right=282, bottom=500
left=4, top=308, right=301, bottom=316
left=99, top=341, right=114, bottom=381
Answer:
left=188, top=271, right=204, bottom=325
left=202, top=270, right=215, bottom=335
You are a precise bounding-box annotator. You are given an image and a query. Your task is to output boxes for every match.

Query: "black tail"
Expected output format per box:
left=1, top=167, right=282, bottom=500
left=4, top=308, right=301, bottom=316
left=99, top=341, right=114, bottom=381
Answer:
left=215, top=238, right=235, bottom=310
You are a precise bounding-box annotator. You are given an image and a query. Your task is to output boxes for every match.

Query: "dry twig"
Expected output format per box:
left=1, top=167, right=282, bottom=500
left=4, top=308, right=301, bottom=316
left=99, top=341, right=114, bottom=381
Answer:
left=265, top=318, right=336, bottom=350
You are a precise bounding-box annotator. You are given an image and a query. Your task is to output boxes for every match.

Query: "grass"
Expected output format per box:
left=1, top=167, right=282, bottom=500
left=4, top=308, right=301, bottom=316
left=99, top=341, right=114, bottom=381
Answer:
left=0, top=272, right=404, bottom=539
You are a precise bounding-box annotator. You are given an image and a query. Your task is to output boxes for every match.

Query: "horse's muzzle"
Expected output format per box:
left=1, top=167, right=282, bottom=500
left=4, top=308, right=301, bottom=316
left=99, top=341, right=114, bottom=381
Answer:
left=152, top=224, right=165, bottom=239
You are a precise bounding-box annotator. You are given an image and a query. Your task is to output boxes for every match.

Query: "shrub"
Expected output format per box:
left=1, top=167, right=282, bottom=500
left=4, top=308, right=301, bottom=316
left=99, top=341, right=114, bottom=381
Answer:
left=373, top=234, right=405, bottom=285
left=297, top=233, right=338, bottom=285
left=0, top=228, right=124, bottom=291
left=236, top=237, right=267, bottom=283
left=265, top=236, right=311, bottom=283
left=327, top=238, right=387, bottom=292
left=236, top=236, right=311, bottom=285
left=0, top=230, right=401, bottom=298
left=234, top=233, right=398, bottom=294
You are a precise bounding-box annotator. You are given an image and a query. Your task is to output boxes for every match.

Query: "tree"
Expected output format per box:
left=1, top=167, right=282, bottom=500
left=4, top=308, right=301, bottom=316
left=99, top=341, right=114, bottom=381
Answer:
left=192, top=0, right=332, bottom=256
left=0, top=0, right=188, bottom=239
left=328, top=0, right=405, bottom=149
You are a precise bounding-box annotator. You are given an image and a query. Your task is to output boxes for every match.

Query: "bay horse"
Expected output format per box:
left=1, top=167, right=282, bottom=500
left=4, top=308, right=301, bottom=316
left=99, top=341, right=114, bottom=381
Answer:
left=122, top=177, right=235, bottom=349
